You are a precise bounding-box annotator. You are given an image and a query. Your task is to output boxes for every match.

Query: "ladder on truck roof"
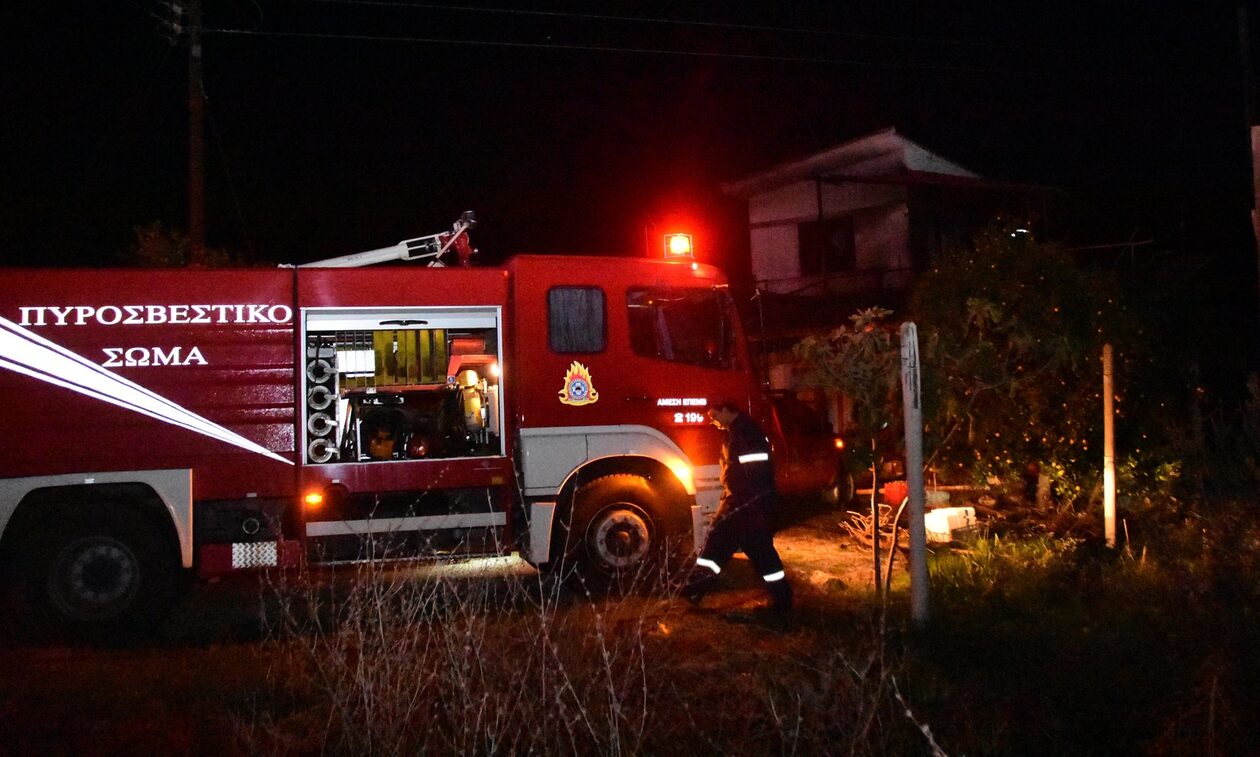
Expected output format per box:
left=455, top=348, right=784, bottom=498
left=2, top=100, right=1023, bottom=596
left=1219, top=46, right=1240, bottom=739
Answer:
left=299, top=211, right=477, bottom=268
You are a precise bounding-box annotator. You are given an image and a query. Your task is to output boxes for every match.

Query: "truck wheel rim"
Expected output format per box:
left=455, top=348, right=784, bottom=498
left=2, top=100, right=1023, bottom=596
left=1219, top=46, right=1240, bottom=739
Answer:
left=47, top=537, right=141, bottom=621
left=588, top=507, right=651, bottom=569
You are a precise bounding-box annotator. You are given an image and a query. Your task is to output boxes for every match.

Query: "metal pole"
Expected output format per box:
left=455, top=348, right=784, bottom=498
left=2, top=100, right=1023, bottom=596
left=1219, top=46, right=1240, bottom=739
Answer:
left=900, top=322, right=928, bottom=624
left=1102, top=343, right=1116, bottom=547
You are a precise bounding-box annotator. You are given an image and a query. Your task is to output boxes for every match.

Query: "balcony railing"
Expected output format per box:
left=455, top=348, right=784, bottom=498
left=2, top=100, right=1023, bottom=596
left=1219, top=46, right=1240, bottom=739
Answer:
left=755, top=266, right=915, bottom=298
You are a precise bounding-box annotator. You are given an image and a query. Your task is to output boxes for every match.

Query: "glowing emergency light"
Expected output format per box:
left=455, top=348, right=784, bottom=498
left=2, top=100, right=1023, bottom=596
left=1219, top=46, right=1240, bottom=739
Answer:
left=664, top=233, right=694, bottom=260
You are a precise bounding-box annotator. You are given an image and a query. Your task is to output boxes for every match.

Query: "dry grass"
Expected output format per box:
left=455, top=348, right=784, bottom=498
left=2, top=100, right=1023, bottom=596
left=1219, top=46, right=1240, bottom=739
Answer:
left=17, top=506, right=1255, bottom=755
left=234, top=531, right=924, bottom=755
left=1, top=510, right=917, bottom=755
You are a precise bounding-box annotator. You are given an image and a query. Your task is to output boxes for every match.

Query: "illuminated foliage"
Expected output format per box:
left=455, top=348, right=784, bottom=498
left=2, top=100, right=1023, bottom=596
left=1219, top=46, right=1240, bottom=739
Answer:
left=794, top=306, right=901, bottom=470
left=795, top=220, right=1130, bottom=504
left=910, top=221, right=1126, bottom=499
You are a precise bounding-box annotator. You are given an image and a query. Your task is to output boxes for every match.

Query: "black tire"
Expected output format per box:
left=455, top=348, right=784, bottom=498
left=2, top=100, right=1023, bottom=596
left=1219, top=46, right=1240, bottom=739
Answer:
left=554, top=474, right=678, bottom=590
left=10, top=505, right=179, bottom=643
left=824, top=469, right=856, bottom=510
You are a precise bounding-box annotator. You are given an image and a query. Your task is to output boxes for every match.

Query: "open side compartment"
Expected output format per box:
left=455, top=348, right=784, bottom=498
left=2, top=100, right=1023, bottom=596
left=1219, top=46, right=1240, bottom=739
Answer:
left=302, top=306, right=504, bottom=465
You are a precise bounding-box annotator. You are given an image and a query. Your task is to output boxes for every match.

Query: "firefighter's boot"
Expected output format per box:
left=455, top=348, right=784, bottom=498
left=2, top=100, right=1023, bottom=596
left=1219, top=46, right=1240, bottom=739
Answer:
left=680, top=565, right=719, bottom=607
left=765, top=576, right=793, bottom=616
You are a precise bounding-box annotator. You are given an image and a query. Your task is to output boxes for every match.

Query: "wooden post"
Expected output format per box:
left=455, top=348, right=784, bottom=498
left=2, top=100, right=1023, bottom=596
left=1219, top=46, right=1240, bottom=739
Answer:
left=900, top=322, right=928, bottom=624
left=870, top=444, right=881, bottom=593
left=1250, top=125, right=1260, bottom=326
left=1102, top=343, right=1116, bottom=548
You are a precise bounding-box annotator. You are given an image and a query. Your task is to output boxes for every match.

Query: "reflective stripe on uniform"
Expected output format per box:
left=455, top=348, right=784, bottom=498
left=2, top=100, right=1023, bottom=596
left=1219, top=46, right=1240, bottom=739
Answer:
left=762, top=570, right=785, bottom=582
left=737, top=452, right=769, bottom=464
left=696, top=557, right=722, bottom=574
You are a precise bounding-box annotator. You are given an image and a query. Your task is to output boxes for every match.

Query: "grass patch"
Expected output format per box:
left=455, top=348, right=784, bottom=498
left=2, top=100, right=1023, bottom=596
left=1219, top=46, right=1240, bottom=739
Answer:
left=902, top=526, right=1260, bottom=755
left=232, top=518, right=1260, bottom=754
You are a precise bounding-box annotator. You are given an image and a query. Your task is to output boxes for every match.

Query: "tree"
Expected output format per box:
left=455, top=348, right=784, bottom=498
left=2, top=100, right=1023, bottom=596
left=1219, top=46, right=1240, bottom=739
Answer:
left=911, top=222, right=1124, bottom=502
left=795, top=221, right=1128, bottom=507
left=795, top=306, right=901, bottom=471
left=795, top=307, right=903, bottom=588
left=120, top=221, right=234, bottom=267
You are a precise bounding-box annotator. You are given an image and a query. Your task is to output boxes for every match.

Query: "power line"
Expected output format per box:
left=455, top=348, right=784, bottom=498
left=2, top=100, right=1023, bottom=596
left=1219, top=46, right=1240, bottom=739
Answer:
left=286, top=0, right=1142, bottom=61
left=201, top=25, right=1220, bottom=85
left=119, top=0, right=176, bottom=28
left=201, top=26, right=1052, bottom=77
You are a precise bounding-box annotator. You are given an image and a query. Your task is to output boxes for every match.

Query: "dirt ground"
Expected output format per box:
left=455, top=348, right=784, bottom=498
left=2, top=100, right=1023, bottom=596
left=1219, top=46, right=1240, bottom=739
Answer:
left=0, top=503, right=891, bottom=754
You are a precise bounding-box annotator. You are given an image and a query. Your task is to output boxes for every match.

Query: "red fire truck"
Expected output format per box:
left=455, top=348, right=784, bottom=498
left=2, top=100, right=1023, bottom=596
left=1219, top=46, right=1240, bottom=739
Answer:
left=0, top=216, right=844, bottom=638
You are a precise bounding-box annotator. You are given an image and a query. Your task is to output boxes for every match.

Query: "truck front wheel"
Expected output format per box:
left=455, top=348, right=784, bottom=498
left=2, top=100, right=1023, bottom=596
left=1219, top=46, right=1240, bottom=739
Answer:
left=560, top=474, right=675, bottom=589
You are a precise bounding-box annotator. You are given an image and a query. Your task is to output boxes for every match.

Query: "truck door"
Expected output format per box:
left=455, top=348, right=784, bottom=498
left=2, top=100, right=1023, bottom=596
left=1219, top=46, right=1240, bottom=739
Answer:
left=769, top=394, right=838, bottom=497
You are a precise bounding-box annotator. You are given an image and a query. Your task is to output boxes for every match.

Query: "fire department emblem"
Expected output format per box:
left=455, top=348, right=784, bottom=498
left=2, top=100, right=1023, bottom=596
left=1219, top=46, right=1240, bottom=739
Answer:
left=558, top=361, right=599, bottom=406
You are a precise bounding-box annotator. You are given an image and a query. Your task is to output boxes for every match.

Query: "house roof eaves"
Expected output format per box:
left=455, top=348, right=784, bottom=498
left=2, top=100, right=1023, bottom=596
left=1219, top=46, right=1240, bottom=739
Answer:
left=816, top=169, right=1058, bottom=194
left=721, top=127, right=981, bottom=198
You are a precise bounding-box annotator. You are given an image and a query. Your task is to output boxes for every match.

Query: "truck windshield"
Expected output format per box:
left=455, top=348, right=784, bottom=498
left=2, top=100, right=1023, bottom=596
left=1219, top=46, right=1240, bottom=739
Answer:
left=626, top=287, right=738, bottom=369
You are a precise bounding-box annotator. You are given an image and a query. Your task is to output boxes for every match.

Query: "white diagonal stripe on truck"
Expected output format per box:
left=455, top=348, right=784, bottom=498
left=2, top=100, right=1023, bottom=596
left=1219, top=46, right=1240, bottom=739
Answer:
left=0, top=315, right=292, bottom=465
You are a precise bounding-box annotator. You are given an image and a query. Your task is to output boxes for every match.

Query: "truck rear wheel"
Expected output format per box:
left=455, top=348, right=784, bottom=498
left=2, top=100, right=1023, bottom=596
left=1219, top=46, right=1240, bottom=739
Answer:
left=559, top=474, right=675, bottom=590
left=10, top=505, right=179, bottom=642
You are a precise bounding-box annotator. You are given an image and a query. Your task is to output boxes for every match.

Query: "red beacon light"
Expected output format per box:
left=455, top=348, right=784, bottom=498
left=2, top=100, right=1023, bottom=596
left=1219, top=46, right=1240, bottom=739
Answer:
left=663, top=233, right=694, bottom=261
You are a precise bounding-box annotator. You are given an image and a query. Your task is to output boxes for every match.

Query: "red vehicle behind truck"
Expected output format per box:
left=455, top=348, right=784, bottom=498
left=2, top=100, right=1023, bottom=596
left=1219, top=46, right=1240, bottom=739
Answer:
left=0, top=219, right=844, bottom=638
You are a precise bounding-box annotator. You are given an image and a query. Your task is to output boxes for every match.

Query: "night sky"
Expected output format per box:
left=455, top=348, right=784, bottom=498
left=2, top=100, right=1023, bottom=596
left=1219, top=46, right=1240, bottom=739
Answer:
left=2, top=1, right=1256, bottom=287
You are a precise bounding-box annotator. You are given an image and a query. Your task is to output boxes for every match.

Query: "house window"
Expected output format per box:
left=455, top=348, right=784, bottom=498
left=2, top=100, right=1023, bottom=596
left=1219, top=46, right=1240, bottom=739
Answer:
left=798, top=217, right=856, bottom=275
left=548, top=287, right=605, bottom=353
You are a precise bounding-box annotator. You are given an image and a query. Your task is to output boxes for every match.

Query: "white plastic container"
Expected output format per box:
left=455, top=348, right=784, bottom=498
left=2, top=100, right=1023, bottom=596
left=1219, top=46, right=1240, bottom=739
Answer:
left=924, top=506, right=977, bottom=543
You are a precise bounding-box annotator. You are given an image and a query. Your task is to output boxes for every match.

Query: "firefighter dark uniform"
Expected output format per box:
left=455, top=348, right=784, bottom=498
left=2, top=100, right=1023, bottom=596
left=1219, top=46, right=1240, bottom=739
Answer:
left=683, top=410, right=793, bottom=615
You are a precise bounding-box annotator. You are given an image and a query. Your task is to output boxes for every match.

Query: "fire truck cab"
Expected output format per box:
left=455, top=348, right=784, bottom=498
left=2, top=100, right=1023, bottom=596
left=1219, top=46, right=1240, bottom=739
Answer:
left=0, top=223, right=808, bottom=639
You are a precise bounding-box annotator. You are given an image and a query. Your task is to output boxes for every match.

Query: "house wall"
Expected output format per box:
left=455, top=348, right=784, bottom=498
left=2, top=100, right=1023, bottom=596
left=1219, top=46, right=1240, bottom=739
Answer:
left=854, top=204, right=913, bottom=290
left=748, top=180, right=907, bottom=226
left=747, top=179, right=911, bottom=294
left=749, top=182, right=820, bottom=226
left=820, top=181, right=906, bottom=219
left=748, top=183, right=812, bottom=292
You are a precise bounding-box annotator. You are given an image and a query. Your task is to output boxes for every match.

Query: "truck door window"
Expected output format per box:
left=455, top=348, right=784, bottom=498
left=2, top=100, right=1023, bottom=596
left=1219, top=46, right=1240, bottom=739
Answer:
left=626, top=287, right=737, bottom=369
left=548, top=287, right=605, bottom=353
left=303, top=308, right=503, bottom=464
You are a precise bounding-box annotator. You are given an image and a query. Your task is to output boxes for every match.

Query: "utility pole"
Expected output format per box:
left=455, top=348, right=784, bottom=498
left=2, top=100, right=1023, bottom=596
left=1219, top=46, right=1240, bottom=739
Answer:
left=187, top=0, right=205, bottom=265
left=1241, top=6, right=1260, bottom=329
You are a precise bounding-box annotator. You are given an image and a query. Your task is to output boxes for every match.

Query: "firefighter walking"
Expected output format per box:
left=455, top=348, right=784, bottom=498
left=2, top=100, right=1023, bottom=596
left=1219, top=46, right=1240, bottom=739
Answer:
left=682, top=400, right=793, bottom=619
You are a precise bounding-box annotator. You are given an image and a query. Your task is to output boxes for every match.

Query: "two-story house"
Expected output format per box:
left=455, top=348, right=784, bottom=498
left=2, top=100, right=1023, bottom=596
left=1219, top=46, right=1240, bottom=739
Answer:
left=722, top=127, right=1052, bottom=428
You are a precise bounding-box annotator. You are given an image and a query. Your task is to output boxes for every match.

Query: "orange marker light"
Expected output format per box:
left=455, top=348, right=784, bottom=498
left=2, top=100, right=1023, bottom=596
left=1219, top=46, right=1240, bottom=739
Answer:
left=834, top=437, right=845, bottom=451
left=303, top=491, right=324, bottom=509
left=664, top=233, right=694, bottom=259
